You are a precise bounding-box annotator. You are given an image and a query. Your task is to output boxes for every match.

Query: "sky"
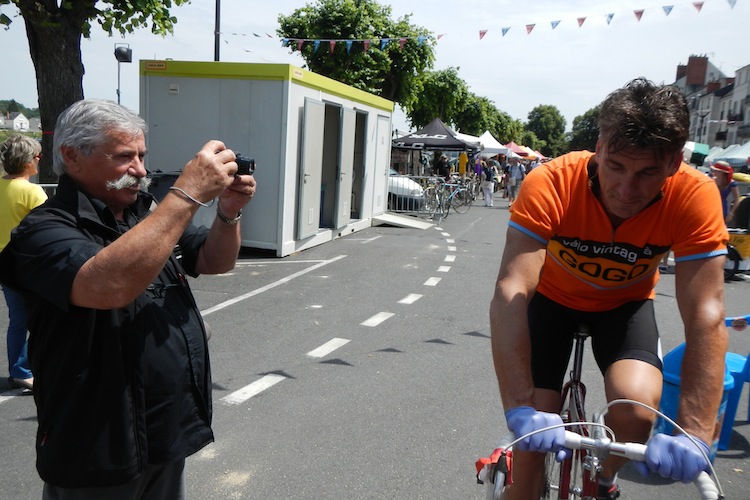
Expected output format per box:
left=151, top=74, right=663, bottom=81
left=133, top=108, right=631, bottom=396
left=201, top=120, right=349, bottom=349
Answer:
left=1, top=0, right=748, bottom=134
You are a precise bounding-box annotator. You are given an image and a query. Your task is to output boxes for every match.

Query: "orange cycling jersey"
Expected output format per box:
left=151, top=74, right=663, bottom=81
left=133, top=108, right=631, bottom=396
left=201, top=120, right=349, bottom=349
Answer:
left=509, top=151, right=728, bottom=311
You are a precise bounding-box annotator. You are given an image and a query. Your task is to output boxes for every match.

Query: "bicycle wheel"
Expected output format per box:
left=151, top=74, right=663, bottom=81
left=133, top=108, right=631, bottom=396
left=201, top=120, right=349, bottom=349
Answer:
left=424, top=187, right=438, bottom=215
left=487, top=469, right=508, bottom=500
left=725, top=244, right=741, bottom=281
left=451, top=189, right=473, bottom=214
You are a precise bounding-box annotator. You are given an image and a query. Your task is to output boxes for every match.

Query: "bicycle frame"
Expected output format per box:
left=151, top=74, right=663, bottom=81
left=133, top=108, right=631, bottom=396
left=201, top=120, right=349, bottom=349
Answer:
left=551, top=329, right=597, bottom=499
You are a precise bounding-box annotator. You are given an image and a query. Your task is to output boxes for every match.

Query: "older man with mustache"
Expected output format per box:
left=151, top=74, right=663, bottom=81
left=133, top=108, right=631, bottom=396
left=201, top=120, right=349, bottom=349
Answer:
left=0, top=98, right=256, bottom=499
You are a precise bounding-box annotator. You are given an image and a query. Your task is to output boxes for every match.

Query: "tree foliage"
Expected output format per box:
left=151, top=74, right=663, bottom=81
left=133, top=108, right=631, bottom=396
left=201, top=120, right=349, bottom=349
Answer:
left=569, top=105, right=600, bottom=152
left=0, top=0, right=190, bottom=182
left=0, top=99, right=39, bottom=117
left=526, top=104, right=566, bottom=157
left=277, top=0, right=434, bottom=108
left=405, top=67, right=468, bottom=129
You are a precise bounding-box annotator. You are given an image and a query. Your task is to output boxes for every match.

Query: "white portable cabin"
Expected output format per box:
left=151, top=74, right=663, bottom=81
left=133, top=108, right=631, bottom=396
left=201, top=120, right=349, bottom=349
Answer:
left=139, top=60, right=394, bottom=257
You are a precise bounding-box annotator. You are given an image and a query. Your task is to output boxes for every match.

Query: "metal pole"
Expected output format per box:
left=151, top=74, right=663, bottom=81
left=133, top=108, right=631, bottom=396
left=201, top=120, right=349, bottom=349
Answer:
left=214, top=0, right=221, bottom=61
left=117, top=61, right=121, bottom=105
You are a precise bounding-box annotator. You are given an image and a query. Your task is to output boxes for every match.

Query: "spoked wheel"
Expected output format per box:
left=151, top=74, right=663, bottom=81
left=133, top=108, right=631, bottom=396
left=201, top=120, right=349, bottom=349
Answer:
left=725, top=244, right=741, bottom=281
left=451, top=190, right=472, bottom=213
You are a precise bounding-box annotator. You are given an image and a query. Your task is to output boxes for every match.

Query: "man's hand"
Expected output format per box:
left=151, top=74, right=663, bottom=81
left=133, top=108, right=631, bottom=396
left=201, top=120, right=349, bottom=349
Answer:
left=505, top=406, right=570, bottom=461
left=634, top=433, right=711, bottom=483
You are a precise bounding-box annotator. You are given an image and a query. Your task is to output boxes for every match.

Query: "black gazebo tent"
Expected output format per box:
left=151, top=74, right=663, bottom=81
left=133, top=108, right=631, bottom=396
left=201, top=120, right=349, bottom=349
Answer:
left=392, top=117, right=479, bottom=152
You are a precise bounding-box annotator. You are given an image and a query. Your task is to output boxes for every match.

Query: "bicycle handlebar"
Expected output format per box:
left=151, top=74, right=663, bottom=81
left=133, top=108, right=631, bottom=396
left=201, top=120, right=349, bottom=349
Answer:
left=563, top=431, right=720, bottom=500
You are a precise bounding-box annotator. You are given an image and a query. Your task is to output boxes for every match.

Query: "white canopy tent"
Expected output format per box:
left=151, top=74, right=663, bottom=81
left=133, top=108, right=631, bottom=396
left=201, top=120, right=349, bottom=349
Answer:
left=453, top=131, right=482, bottom=151
left=714, top=140, right=750, bottom=168
left=477, top=131, right=510, bottom=157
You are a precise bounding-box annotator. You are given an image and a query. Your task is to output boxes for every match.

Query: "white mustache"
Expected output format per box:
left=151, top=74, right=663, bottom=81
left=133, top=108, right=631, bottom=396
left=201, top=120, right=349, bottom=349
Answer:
left=105, top=174, right=152, bottom=191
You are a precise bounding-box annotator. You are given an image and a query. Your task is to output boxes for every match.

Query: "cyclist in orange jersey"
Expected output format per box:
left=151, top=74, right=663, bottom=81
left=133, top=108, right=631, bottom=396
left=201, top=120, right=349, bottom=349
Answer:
left=490, top=78, right=728, bottom=499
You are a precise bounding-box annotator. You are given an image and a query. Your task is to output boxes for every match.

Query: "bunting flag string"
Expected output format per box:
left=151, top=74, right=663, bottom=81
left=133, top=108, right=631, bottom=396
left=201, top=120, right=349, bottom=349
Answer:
left=216, top=0, right=740, bottom=55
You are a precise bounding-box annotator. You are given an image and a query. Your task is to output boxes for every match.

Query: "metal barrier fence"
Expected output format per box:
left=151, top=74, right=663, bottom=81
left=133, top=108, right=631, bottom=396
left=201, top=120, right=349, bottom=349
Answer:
left=387, top=174, right=480, bottom=220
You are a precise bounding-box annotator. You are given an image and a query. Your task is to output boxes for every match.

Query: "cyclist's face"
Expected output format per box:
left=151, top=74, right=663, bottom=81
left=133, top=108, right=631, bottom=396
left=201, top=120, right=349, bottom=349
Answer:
left=594, top=143, right=680, bottom=223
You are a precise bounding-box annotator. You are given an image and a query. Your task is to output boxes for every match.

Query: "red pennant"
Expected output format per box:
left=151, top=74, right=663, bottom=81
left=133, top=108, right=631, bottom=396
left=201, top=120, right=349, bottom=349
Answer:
left=437, top=34, right=445, bottom=40
left=399, top=38, right=406, bottom=50
left=297, top=40, right=304, bottom=50
left=577, top=17, right=586, bottom=27
left=693, top=1, right=704, bottom=11
left=634, top=9, right=645, bottom=21
left=329, top=40, right=336, bottom=53
left=363, top=39, right=370, bottom=52
left=526, top=24, right=535, bottom=34
left=479, top=30, right=488, bottom=40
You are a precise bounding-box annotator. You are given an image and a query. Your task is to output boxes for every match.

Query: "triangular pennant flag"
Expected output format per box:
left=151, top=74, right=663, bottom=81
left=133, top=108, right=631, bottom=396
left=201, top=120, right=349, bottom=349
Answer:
left=281, top=38, right=289, bottom=47
left=417, top=35, right=426, bottom=46
left=329, top=40, right=336, bottom=53
left=313, top=40, right=320, bottom=53
left=399, top=38, right=407, bottom=50
left=437, top=34, right=445, bottom=40
left=346, top=40, right=353, bottom=54
left=606, top=13, right=615, bottom=24
left=266, top=33, right=273, bottom=38
left=634, top=9, right=645, bottom=21
left=253, top=33, right=261, bottom=37
left=577, top=17, right=586, bottom=27
left=693, top=1, right=704, bottom=11
left=380, top=38, right=390, bottom=50
left=526, top=24, right=535, bottom=34
left=662, top=5, right=674, bottom=16
left=727, top=0, right=737, bottom=7
left=501, top=27, right=511, bottom=37
left=297, top=39, right=305, bottom=50
left=551, top=20, right=561, bottom=29
left=479, top=30, right=488, bottom=40
left=363, top=39, right=371, bottom=52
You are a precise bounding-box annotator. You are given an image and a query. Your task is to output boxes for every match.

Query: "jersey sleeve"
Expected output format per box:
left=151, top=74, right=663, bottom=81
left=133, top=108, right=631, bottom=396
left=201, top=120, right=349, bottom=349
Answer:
left=670, top=171, right=729, bottom=261
left=508, top=153, right=586, bottom=245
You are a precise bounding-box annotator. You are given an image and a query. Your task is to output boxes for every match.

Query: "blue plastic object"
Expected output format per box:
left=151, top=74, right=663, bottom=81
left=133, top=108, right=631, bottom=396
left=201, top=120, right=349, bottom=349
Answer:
left=654, top=342, right=734, bottom=461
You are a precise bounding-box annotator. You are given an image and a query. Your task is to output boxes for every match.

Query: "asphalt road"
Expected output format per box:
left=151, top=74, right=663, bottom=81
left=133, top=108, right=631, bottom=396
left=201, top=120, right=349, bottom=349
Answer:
left=1, top=190, right=750, bottom=499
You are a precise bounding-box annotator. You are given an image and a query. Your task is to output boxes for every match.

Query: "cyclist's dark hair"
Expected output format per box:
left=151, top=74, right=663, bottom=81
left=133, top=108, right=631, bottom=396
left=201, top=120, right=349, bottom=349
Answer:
left=598, top=78, right=689, bottom=161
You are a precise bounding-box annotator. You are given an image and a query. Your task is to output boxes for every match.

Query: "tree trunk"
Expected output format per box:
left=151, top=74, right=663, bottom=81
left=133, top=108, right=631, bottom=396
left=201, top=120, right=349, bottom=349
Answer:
left=18, top=1, right=94, bottom=183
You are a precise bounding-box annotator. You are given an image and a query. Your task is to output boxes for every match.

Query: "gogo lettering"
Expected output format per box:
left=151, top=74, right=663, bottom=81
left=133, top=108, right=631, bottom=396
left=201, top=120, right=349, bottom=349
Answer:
left=559, top=249, right=649, bottom=282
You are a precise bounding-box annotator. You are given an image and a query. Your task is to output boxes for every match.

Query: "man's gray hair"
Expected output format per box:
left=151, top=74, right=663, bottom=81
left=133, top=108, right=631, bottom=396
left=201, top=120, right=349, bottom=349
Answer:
left=52, top=99, right=147, bottom=176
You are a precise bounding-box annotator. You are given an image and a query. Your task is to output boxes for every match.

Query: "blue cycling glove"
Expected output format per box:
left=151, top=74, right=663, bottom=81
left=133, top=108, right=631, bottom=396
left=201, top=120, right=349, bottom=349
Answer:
left=505, top=406, right=570, bottom=462
left=634, top=433, right=711, bottom=483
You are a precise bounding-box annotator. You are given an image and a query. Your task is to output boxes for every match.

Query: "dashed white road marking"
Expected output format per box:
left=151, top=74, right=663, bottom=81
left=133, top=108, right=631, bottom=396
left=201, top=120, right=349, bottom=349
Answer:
left=360, top=312, right=395, bottom=327
left=220, top=374, right=286, bottom=405
left=424, top=277, right=441, bottom=286
left=446, top=239, right=455, bottom=244
left=306, top=338, right=350, bottom=358
left=399, top=293, right=423, bottom=304
left=448, top=246, right=457, bottom=252
left=441, top=232, right=450, bottom=237
left=437, top=266, right=451, bottom=272
left=444, top=255, right=456, bottom=262
left=202, top=255, right=347, bottom=316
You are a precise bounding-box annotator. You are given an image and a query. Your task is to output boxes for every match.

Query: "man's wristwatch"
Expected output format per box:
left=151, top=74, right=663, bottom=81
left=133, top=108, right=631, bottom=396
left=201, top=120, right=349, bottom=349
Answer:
left=216, top=205, right=242, bottom=225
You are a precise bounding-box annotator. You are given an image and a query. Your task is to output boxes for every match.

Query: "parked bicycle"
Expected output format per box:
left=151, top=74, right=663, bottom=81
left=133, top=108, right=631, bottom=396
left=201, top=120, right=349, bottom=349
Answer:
left=476, top=326, right=724, bottom=499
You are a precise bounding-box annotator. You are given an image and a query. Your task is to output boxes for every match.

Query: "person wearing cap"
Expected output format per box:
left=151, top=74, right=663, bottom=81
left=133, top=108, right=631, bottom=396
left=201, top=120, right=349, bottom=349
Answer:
left=711, top=160, right=740, bottom=225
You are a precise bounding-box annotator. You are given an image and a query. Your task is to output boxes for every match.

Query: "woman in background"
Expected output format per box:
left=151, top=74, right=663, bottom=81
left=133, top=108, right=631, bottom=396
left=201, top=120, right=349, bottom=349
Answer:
left=0, top=135, right=47, bottom=392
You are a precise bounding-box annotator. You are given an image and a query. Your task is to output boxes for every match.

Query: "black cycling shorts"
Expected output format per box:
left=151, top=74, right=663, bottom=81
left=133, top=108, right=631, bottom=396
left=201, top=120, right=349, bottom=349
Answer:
left=528, top=292, right=663, bottom=392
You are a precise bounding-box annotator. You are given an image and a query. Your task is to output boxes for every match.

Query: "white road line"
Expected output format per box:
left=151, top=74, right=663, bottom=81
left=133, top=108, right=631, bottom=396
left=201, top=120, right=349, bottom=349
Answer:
left=219, top=374, right=286, bottom=405
left=306, top=338, right=350, bottom=358
left=437, top=266, right=451, bottom=272
left=398, top=293, right=423, bottom=304
left=360, top=312, right=394, bottom=327
left=446, top=238, right=455, bottom=243
left=445, top=255, right=456, bottom=262
left=201, top=255, right=347, bottom=316
left=448, top=246, right=457, bottom=252
left=441, top=232, right=450, bottom=237
left=0, top=391, right=23, bottom=405
left=424, top=277, right=441, bottom=286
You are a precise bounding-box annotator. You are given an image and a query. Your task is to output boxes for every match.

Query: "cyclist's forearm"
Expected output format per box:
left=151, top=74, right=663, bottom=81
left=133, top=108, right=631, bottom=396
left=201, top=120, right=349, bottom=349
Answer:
left=490, top=292, right=536, bottom=409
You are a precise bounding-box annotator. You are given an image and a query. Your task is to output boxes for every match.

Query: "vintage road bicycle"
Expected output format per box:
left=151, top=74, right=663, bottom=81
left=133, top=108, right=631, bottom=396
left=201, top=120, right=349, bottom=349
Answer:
left=476, top=326, right=723, bottom=500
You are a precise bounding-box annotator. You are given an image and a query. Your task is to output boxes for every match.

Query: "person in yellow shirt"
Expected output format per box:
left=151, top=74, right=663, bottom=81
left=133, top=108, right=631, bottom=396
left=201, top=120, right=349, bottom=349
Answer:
left=0, top=135, right=48, bottom=392
left=458, top=151, right=468, bottom=176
